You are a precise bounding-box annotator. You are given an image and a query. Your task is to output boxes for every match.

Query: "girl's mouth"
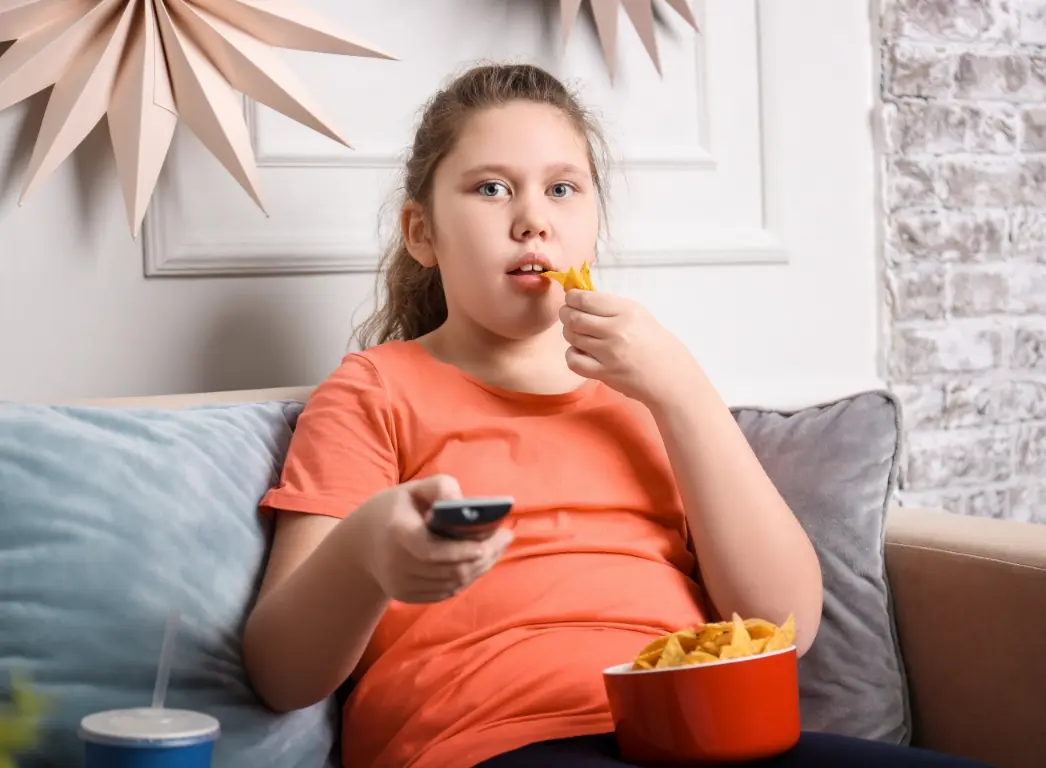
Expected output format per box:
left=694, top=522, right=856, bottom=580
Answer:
left=506, top=268, right=552, bottom=292
left=507, top=265, right=548, bottom=276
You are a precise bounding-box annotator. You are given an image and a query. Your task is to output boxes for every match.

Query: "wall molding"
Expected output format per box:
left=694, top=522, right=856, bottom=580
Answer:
left=143, top=225, right=787, bottom=277
left=247, top=147, right=718, bottom=173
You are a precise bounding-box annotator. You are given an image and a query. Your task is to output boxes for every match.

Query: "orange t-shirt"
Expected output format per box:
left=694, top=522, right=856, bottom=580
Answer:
left=261, top=340, right=708, bottom=768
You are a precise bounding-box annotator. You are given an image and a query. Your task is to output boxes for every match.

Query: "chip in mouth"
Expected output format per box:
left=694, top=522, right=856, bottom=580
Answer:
left=543, top=262, right=595, bottom=291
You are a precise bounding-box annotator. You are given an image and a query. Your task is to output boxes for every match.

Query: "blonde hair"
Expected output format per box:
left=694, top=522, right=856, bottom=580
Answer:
left=354, top=63, right=611, bottom=348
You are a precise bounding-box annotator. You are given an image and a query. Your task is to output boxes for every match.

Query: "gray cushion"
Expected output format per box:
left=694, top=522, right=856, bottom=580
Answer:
left=0, top=401, right=337, bottom=768
left=731, top=390, right=909, bottom=743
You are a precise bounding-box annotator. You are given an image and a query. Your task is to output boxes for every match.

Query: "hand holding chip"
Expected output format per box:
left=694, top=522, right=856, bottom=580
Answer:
left=358, top=475, right=514, bottom=604
left=557, top=279, right=694, bottom=406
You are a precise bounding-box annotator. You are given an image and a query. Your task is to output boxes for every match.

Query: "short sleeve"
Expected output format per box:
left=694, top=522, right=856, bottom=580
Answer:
left=260, top=353, right=398, bottom=518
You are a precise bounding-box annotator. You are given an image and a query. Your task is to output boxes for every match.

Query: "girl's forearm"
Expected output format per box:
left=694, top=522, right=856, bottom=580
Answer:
left=242, top=513, right=390, bottom=712
left=646, top=365, right=823, bottom=655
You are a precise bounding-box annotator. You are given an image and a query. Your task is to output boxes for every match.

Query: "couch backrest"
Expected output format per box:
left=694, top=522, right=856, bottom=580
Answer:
left=59, top=387, right=316, bottom=409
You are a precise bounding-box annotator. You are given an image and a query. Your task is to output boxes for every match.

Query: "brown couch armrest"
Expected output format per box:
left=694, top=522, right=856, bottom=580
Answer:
left=885, top=507, right=1046, bottom=768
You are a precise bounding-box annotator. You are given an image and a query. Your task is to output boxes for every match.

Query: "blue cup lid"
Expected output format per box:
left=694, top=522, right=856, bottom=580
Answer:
left=79, top=708, right=220, bottom=748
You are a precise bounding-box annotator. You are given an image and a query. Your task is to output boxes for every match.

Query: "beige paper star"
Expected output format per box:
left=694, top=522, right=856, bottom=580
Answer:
left=560, top=0, right=699, bottom=81
left=0, top=0, right=395, bottom=237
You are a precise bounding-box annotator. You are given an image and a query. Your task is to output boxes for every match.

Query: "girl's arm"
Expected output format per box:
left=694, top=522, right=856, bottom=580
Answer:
left=243, top=476, right=510, bottom=713
left=647, top=365, right=824, bottom=656
left=558, top=289, right=822, bottom=652
left=242, top=354, right=398, bottom=712
left=242, top=510, right=390, bottom=712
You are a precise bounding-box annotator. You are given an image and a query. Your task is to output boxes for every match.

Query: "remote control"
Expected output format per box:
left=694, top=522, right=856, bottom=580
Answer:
left=426, top=496, right=514, bottom=541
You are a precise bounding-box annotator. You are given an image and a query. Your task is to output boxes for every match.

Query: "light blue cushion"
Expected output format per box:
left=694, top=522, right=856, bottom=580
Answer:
left=0, top=401, right=337, bottom=767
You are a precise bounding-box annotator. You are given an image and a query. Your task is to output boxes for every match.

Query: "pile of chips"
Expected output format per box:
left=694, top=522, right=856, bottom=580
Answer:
left=632, top=613, right=796, bottom=670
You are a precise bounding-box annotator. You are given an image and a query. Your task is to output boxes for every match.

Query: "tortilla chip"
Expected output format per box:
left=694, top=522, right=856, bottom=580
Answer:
left=683, top=649, right=720, bottom=665
left=672, top=628, right=700, bottom=653
left=634, top=635, right=672, bottom=661
left=743, top=618, right=779, bottom=640
left=696, top=622, right=732, bottom=650
left=655, top=634, right=688, bottom=668
left=543, top=262, right=596, bottom=291
left=717, top=613, right=755, bottom=660
left=762, top=614, right=797, bottom=653
left=580, top=261, right=595, bottom=290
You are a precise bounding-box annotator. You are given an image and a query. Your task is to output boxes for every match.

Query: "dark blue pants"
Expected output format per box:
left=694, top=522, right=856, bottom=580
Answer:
left=476, top=733, right=994, bottom=767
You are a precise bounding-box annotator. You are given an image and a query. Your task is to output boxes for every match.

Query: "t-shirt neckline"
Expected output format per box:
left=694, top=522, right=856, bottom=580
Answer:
left=400, top=339, right=601, bottom=406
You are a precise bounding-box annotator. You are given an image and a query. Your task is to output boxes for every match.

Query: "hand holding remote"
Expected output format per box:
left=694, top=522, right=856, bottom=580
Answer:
left=358, top=475, right=513, bottom=604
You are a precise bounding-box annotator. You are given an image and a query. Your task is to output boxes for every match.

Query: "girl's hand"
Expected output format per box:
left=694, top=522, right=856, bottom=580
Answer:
left=560, top=289, right=695, bottom=406
left=358, top=475, right=513, bottom=604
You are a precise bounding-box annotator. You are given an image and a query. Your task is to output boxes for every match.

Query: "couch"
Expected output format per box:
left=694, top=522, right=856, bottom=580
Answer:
left=2, top=386, right=1045, bottom=768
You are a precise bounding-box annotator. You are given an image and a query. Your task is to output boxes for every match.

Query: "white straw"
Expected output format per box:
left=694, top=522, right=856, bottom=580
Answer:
left=151, top=610, right=181, bottom=709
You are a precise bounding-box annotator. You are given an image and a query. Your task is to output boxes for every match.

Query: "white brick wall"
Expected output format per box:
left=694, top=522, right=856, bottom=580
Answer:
left=882, top=0, right=1046, bottom=523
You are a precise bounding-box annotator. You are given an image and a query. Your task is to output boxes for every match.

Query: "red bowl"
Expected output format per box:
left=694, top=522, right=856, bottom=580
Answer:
left=602, top=646, right=800, bottom=765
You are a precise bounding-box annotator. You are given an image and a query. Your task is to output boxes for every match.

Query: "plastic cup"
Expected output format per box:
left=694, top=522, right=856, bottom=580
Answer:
left=80, top=708, right=220, bottom=768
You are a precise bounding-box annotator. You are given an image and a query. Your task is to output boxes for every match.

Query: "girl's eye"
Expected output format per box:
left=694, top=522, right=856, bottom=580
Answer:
left=549, top=183, right=575, bottom=199
left=478, top=182, right=509, bottom=197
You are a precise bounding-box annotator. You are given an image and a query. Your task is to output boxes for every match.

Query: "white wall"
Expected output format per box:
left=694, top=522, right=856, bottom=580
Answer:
left=0, top=107, right=367, bottom=402
left=0, top=0, right=881, bottom=407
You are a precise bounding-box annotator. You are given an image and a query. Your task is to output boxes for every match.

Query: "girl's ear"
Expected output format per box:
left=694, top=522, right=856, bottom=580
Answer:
left=401, top=202, right=437, bottom=268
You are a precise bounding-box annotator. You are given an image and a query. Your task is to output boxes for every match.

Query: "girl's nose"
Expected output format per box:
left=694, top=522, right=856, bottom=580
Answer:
left=511, top=199, right=550, bottom=242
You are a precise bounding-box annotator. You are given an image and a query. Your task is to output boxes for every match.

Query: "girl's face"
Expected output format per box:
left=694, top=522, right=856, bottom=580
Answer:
left=403, top=101, right=600, bottom=342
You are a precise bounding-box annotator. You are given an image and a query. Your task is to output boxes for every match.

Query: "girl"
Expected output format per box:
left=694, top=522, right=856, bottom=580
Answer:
left=243, top=64, right=987, bottom=768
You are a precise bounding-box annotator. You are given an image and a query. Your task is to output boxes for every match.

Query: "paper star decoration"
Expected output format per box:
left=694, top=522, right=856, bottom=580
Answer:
left=560, top=0, right=699, bottom=81
left=0, top=0, right=394, bottom=236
